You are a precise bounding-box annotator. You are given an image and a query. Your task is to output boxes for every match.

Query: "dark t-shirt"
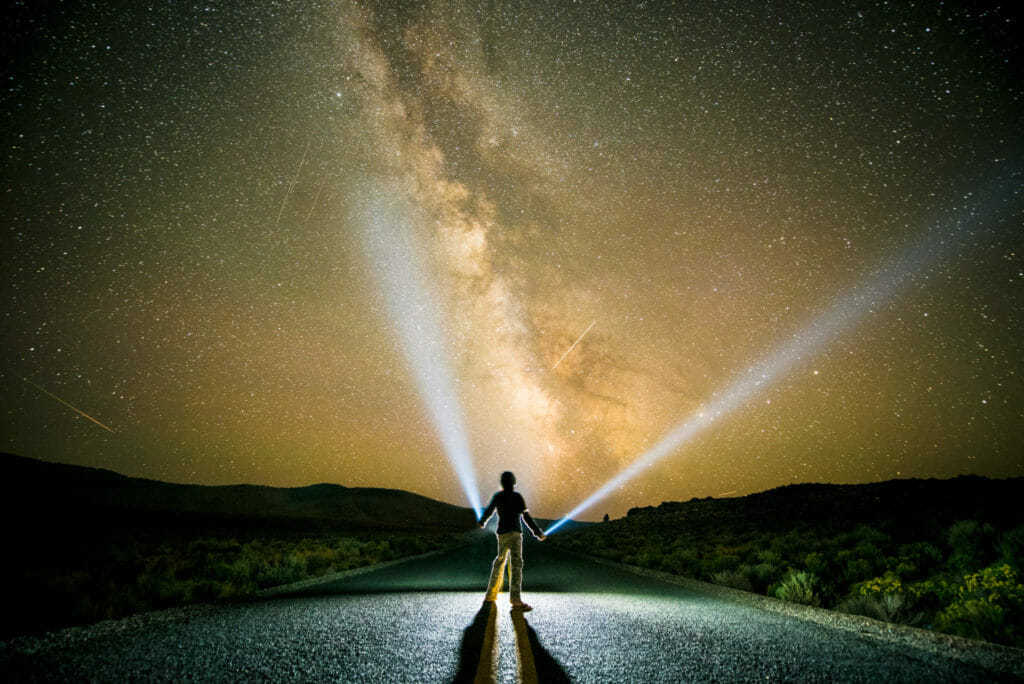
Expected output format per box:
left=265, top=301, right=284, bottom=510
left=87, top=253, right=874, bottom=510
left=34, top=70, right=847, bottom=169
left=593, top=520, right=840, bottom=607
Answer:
left=481, top=489, right=543, bottom=536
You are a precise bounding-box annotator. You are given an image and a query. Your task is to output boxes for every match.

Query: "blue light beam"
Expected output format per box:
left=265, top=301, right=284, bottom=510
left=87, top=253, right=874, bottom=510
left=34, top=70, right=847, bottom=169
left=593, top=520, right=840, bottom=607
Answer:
left=545, top=197, right=1007, bottom=534
left=357, top=184, right=483, bottom=516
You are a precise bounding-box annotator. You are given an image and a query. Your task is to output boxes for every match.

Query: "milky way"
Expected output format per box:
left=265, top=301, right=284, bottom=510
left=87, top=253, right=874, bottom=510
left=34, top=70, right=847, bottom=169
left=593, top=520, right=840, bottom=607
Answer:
left=2, top=1, right=1021, bottom=519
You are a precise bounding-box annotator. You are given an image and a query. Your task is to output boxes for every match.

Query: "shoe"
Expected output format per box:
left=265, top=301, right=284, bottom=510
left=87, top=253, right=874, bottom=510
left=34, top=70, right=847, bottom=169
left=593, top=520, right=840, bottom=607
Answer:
left=510, top=601, right=533, bottom=612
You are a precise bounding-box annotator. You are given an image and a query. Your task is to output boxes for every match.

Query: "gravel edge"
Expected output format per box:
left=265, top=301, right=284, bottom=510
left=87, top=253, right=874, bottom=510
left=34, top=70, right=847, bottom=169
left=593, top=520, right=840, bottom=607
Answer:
left=579, top=552, right=1024, bottom=679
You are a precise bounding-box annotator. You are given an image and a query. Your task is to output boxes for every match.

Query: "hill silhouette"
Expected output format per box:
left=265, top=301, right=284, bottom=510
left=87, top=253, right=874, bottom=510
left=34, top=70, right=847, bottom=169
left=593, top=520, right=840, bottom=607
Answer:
left=619, top=476, right=1024, bottom=542
left=0, top=453, right=478, bottom=535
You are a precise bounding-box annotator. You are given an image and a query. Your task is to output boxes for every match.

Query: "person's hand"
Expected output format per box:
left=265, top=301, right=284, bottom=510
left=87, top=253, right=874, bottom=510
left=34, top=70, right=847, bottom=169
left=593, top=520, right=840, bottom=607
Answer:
left=539, top=533, right=547, bottom=541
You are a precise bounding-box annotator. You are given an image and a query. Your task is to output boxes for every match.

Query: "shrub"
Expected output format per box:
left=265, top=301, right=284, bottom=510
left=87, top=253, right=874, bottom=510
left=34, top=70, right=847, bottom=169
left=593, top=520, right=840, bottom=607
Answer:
left=770, top=530, right=813, bottom=560
left=596, top=548, right=624, bottom=562
left=998, top=527, right=1024, bottom=573
left=852, top=542, right=883, bottom=576
left=897, top=542, right=944, bottom=578
left=879, top=592, right=923, bottom=625
left=712, top=568, right=753, bottom=592
left=853, top=576, right=923, bottom=625
left=890, top=560, right=917, bottom=580
left=136, top=573, right=189, bottom=607
left=905, top=578, right=952, bottom=617
left=937, top=564, right=1024, bottom=647
left=187, top=538, right=242, bottom=555
left=191, top=579, right=223, bottom=602
left=838, top=594, right=886, bottom=621
left=635, top=550, right=664, bottom=570
left=804, top=552, right=829, bottom=576
left=209, top=559, right=253, bottom=585
left=843, top=557, right=874, bottom=585
left=859, top=572, right=903, bottom=598
left=774, top=571, right=821, bottom=607
left=708, top=553, right=741, bottom=574
left=748, top=562, right=784, bottom=594
left=305, top=550, right=335, bottom=576
left=947, top=520, right=996, bottom=573
left=851, top=524, right=890, bottom=547
left=662, top=547, right=700, bottom=577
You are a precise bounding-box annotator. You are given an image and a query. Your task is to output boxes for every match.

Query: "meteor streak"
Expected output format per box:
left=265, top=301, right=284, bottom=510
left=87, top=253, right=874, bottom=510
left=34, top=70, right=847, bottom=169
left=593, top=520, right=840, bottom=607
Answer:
left=275, top=138, right=310, bottom=227
left=305, top=173, right=328, bottom=222
left=20, top=376, right=115, bottom=433
left=545, top=194, right=1008, bottom=535
left=552, top=320, right=596, bottom=370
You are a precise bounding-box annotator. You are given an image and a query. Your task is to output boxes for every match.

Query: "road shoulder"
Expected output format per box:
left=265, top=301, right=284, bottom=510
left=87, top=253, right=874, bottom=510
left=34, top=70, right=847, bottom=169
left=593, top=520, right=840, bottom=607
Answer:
left=576, top=551, right=1024, bottom=680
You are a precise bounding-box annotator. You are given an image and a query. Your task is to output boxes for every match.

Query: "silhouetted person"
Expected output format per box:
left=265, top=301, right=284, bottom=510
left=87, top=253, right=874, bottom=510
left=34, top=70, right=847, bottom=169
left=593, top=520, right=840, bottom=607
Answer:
left=478, top=471, right=545, bottom=611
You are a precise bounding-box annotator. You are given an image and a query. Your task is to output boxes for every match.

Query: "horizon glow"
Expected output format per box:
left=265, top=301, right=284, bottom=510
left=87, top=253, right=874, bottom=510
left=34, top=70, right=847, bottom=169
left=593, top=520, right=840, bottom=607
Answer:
left=358, top=184, right=483, bottom=516
left=545, top=198, right=1002, bottom=535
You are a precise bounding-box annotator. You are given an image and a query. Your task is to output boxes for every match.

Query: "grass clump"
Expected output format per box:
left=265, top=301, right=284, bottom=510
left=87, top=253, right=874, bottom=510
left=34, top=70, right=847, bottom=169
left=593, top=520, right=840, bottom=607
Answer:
left=773, top=571, right=821, bottom=607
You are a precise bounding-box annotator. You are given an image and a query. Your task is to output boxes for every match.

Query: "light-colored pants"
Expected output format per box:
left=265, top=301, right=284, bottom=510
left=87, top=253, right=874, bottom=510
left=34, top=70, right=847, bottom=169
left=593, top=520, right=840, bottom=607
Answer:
left=486, top=531, right=524, bottom=601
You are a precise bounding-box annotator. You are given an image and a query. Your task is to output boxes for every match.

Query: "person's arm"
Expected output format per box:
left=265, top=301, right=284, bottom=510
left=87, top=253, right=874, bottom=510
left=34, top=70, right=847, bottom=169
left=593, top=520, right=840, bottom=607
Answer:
left=522, top=510, right=546, bottom=540
left=478, top=495, right=497, bottom=528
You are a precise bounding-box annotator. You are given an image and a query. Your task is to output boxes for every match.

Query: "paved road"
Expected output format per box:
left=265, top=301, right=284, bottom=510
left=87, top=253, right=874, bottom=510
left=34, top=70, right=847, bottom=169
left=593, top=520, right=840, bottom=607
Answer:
left=1, top=530, right=1019, bottom=682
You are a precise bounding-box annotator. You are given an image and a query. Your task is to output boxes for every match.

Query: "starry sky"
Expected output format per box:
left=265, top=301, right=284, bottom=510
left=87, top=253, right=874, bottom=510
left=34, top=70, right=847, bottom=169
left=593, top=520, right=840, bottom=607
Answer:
left=2, top=0, right=1021, bottom=521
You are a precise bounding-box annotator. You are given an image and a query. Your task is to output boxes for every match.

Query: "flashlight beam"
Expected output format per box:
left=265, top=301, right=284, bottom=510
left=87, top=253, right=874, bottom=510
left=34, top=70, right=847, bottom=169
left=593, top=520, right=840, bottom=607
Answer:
left=552, top=320, right=596, bottom=370
left=20, top=376, right=116, bottom=433
left=358, top=184, right=483, bottom=515
left=546, top=248, right=921, bottom=533
left=545, top=192, right=1011, bottom=535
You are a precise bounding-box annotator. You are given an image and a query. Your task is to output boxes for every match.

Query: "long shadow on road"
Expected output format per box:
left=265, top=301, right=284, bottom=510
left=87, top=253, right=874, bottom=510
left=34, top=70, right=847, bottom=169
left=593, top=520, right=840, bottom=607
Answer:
left=451, top=602, right=497, bottom=684
left=274, top=531, right=617, bottom=683
left=451, top=601, right=571, bottom=684
left=510, top=609, right=571, bottom=683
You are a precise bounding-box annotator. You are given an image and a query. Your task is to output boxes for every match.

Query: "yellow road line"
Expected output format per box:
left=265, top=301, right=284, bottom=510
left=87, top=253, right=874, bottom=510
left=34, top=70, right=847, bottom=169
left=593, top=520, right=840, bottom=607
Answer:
left=511, top=611, right=539, bottom=684
left=476, top=553, right=541, bottom=683
left=473, top=602, right=499, bottom=684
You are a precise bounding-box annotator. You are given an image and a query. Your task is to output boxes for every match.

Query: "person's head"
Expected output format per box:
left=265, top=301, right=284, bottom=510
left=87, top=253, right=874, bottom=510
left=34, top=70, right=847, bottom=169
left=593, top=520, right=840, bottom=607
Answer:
left=500, top=471, right=516, bottom=491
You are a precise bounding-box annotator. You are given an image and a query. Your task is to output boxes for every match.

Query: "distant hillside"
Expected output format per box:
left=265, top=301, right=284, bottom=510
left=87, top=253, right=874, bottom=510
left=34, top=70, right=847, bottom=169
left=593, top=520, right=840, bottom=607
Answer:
left=620, top=476, right=1024, bottom=542
left=0, top=453, right=478, bottom=534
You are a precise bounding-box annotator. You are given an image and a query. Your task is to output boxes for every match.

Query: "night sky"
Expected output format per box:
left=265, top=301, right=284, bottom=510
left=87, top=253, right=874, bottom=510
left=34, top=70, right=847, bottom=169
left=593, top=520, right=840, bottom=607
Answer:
left=2, top=0, right=1021, bottom=521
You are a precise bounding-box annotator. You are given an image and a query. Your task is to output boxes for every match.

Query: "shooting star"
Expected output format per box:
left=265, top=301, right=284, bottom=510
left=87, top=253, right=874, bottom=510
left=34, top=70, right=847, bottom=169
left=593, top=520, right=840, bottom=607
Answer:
left=20, top=376, right=116, bottom=433
left=275, top=138, right=311, bottom=227
left=552, top=320, right=596, bottom=370
left=305, top=173, right=328, bottom=222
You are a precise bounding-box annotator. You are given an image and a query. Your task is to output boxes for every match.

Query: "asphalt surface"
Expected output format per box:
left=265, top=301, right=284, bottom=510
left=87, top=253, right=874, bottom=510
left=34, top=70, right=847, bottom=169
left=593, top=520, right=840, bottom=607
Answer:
left=2, top=530, right=1021, bottom=682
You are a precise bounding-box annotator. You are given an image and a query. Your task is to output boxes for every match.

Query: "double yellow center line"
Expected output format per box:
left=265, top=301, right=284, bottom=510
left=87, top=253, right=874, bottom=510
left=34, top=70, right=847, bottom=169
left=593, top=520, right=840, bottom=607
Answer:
left=475, top=555, right=539, bottom=682
left=473, top=602, right=539, bottom=684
